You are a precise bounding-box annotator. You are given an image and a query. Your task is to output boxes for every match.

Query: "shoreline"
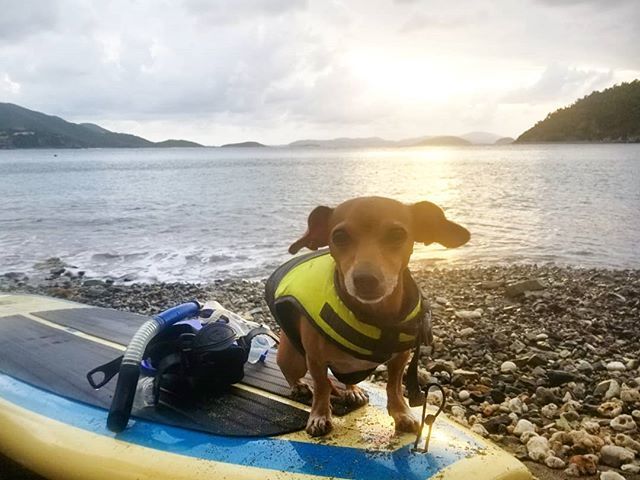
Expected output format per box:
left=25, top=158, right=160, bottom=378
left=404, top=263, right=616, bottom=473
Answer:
left=1, top=263, right=639, bottom=479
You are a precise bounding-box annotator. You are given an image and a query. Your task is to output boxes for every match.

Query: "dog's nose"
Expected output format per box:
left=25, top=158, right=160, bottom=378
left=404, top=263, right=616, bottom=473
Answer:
left=353, top=272, right=380, bottom=294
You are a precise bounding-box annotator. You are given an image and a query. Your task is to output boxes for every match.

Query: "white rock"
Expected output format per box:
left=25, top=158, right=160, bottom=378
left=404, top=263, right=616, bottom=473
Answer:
left=541, top=403, right=559, bottom=419
left=470, top=423, right=489, bottom=437
left=600, top=445, right=635, bottom=468
left=527, top=435, right=550, bottom=462
left=459, top=327, right=475, bottom=336
left=508, top=397, right=526, bottom=414
left=621, top=463, right=640, bottom=473
left=607, top=361, right=627, bottom=372
left=501, top=361, right=517, bottom=373
left=536, top=333, right=549, bottom=341
left=513, top=419, right=536, bottom=437
left=611, top=414, right=638, bottom=432
left=615, top=433, right=640, bottom=454
left=451, top=405, right=466, bottom=419
left=545, top=456, right=565, bottom=469
left=600, top=471, right=626, bottom=480
left=620, top=387, right=640, bottom=403
left=582, top=420, right=600, bottom=434
left=458, top=390, right=470, bottom=401
left=595, top=379, right=620, bottom=398
left=520, top=431, right=539, bottom=444
left=455, top=309, right=482, bottom=320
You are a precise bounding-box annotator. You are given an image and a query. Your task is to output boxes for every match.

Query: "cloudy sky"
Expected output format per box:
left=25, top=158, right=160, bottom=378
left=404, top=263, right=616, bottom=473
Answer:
left=1, top=0, right=638, bottom=144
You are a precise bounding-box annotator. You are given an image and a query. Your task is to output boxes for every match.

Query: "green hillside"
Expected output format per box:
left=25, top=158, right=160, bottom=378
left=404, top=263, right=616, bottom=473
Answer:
left=0, top=103, right=203, bottom=148
left=517, top=80, right=640, bottom=143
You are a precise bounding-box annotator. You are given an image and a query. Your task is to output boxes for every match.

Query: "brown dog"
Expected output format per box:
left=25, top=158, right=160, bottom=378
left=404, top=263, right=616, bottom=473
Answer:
left=266, top=197, right=469, bottom=436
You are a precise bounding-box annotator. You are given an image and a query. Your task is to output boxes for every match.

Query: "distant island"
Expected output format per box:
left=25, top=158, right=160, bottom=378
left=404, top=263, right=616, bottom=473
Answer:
left=0, top=103, right=203, bottom=149
left=517, top=80, right=640, bottom=143
left=413, top=135, right=471, bottom=146
left=220, top=141, right=267, bottom=148
left=286, top=132, right=504, bottom=148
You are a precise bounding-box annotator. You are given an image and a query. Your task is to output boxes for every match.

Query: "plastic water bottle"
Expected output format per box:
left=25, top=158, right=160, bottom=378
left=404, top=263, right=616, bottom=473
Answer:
left=247, top=333, right=275, bottom=364
left=200, top=300, right=276, bottom=364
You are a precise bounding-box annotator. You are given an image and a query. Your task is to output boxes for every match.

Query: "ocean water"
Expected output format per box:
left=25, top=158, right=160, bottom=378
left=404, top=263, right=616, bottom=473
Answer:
left=0, top=144, right=638, bottom=282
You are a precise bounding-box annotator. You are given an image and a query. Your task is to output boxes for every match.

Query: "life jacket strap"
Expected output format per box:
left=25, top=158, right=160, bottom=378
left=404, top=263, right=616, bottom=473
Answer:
left=406, top=302, right=434, bottom=407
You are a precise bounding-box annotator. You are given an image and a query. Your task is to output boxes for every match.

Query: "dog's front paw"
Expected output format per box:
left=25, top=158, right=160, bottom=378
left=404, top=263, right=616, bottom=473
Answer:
left=306, top=413, right=333, bottom=436
left=341, top=385, right=369, bottom=407
left=391, top=410, right=420, bottom=433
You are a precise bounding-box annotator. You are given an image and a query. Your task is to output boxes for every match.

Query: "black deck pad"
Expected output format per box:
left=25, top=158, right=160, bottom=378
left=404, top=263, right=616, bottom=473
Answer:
left=0, top=315, right=308, bottom=436
left=33, top=307, right=365, bottom=416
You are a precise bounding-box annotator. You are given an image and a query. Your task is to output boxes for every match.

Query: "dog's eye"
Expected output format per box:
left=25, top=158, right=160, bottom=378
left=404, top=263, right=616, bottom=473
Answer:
left=332, top=229, right=352, bottom=247
left=384, top=228, right=407, bottom=245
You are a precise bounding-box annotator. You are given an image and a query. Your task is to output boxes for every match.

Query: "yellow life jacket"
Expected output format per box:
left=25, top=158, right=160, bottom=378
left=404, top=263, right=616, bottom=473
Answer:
left=265, top=250, right=428, bottom=367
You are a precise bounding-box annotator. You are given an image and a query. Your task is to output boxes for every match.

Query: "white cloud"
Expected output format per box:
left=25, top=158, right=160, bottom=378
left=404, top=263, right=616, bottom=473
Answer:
left=0, top=0, right=638, bottom=143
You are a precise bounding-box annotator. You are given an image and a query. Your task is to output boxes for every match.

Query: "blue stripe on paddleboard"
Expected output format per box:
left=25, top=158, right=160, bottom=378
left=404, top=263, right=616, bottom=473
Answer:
left=0, top=374, right=479, bottom=479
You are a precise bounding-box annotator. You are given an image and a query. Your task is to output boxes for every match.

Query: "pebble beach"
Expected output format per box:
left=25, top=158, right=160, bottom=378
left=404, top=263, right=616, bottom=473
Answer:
left=1, top=258, right=639, bottom=480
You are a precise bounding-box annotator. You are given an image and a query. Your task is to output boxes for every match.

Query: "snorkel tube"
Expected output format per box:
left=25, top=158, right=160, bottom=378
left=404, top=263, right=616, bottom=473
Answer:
left=107, top=301, right=201, bottom=432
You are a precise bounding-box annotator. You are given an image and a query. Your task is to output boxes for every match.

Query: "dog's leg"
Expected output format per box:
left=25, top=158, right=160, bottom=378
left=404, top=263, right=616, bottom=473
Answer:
left=306, top=356, right=333, bottom=436
left=386, top=351, right=420, bottom=433
left=277, top=332, right=312, bottom=401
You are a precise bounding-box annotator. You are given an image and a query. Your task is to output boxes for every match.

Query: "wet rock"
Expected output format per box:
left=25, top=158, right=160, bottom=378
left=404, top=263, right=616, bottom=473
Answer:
left=483, top=415, right=512, bottom=434
left=576, top=360, right=594, bottom=373
left=546, top=370, right=577, bottom=387
left=451, top=369, right=479, bottom=385
left=600, top=445, right=635, bottom=468
left=510, top=339, right=527, bottom=354
left=84, top=285, right=107, bottom=298
left=535, top=386, right=560, bottom=405
left=480, top=280, right=503, bottom=290
left=505, top=279, right=545, bottom=298
left=481, top=387, right=501, bottom=404
left=83, top=279, right=106, bottom=287
left=610, top=414, right=638, bottom=432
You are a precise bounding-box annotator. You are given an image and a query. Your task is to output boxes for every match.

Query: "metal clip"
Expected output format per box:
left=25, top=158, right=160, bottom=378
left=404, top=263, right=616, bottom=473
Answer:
left=412, top=383, right=446, bottom=453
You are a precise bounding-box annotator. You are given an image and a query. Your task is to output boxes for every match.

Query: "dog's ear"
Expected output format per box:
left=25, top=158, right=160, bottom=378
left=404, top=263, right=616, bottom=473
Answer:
left=288, top=206, right=334, bottom=254
left=410, top=201, right=470, bottom=248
